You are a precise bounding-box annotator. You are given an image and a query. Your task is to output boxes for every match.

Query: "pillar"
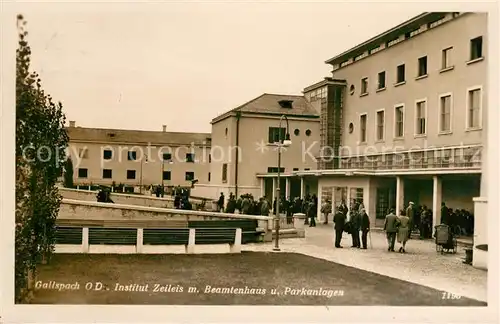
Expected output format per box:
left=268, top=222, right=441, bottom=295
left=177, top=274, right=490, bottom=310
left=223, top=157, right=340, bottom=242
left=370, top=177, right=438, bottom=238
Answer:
left=285, top=178, right=290, bottom=199
left=260, top=178, right=265, bottom=198
left=432, top=176, right=442, bottom=227
left=396, top=176, right=405, bottom=216
left=317, top=183, right=323, bottom=222
left=300, top=177, right=305, bottom=199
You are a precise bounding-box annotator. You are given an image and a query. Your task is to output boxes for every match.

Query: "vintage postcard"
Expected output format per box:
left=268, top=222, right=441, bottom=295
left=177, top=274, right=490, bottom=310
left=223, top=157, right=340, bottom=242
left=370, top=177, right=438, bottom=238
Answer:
left=1, top=1, right=498, bottom=323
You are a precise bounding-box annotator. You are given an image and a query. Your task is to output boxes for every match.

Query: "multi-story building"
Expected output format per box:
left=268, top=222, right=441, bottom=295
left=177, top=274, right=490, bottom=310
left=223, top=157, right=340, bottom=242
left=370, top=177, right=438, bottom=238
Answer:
left=258, top=12, right=487, bottom=235
left=67, top=121, right=211, bottom=192
left=196, top=93, right=320, bottom=201
left=311, top=11, right=486, bottom=228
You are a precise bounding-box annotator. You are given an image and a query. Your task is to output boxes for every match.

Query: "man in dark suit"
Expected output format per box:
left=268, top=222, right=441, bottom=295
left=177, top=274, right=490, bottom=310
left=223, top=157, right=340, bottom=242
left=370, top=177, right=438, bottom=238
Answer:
left=384, top=208, right=399, bottom=252
left=333, top=206, right=346, bottom=248
left=217, top=193, right=225, bottom=212
left=360, top=209, right=370, bottom=249
left=350, top=210, right=361, bottom=248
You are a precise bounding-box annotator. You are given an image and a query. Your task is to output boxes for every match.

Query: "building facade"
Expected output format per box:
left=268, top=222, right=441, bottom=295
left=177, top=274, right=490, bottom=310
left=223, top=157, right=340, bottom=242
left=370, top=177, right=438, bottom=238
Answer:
left=196, top=93, right=321, bottom=201
left=312, top=12, right=487, bottom=228
left=67, top=122, right=211, bottom=192
left=257, top=12, right=487, bottom=241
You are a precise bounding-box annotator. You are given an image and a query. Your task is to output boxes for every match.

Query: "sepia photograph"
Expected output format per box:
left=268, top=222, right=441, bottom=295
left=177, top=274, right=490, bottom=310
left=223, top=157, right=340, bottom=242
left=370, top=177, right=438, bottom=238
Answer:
left=0, top=1, right=498, bottom=323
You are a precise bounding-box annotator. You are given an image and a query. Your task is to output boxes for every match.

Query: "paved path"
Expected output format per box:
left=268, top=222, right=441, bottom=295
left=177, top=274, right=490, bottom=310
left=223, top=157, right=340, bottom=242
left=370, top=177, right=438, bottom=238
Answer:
left=244, top=224, right=487, bottom=302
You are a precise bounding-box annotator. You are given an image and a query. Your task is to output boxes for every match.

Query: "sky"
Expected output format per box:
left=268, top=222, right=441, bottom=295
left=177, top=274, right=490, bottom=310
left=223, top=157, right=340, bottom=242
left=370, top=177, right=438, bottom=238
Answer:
left=16, top=2, right=420, bottom=133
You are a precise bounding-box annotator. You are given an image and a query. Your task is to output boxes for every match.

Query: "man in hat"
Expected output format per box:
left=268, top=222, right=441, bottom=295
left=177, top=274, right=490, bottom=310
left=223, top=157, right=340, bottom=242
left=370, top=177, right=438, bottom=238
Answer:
left=406, top=202, right=415, bottom=238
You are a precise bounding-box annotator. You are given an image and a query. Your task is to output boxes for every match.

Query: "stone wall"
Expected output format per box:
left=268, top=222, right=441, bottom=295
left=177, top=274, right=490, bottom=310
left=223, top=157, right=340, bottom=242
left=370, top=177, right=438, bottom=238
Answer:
left=59, top=199, right=273, bottom=232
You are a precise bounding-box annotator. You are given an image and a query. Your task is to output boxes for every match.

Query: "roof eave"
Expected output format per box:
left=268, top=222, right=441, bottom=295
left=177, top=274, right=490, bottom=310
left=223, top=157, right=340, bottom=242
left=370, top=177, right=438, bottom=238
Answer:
left=324, top=12, right=446, bottom=66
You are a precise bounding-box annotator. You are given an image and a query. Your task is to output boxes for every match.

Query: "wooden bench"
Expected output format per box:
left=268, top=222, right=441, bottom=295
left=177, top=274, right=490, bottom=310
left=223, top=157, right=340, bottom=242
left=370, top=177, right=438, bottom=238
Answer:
left=88, top=227, right=137, bottom=245
left=188, top=220, right=265, bottom=243
left=143, top=228, right=190, bottom=245
left=55, top=226, right=83, bottom=245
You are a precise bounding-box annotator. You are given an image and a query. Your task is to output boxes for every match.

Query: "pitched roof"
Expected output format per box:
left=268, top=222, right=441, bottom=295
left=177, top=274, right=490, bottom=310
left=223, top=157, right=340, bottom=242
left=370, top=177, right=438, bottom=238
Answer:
left=67, top=127, right=211, bottom=146
left=211, top=93, right=319, bottom=124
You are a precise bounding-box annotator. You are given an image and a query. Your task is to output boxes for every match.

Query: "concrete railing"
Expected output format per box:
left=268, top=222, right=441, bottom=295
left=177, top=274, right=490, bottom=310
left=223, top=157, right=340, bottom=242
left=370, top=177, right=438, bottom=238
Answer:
left=60, top=199, right=274, bottom=235
left=59, top=188, right=211, bottom=210
left=55, top=227, right=243, bottom=255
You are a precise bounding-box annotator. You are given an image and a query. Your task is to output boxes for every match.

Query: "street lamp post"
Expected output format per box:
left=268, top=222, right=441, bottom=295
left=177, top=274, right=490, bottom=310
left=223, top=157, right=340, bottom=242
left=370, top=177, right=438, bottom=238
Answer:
left=273, top=115, right=292, bottom=252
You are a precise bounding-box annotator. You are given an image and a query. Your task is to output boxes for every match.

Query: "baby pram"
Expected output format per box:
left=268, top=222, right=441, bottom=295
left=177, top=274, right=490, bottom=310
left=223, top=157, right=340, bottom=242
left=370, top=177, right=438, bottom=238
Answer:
left=434, top=224, right=457, bottom=254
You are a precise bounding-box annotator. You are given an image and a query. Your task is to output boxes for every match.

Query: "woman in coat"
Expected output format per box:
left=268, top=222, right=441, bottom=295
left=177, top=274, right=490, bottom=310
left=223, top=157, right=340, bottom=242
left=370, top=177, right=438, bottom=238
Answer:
left=397, top=213, right=410, bottom=253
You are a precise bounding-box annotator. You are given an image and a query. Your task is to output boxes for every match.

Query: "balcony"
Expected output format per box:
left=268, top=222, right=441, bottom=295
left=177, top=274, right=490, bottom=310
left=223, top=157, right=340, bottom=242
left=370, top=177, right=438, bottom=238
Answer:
left=317, top=145, right=482, bottom=171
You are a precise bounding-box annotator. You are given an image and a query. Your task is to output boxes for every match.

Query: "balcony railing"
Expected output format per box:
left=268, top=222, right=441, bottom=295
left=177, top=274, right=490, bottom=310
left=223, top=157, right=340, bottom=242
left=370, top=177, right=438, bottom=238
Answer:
left=317, top=146, right=482, bottom=171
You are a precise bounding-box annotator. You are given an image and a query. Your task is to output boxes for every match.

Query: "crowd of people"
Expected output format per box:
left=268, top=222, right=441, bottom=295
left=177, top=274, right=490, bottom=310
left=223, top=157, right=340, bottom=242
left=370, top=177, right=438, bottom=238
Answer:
left=398, top=201, right=475, bottom=238
left=216, top=192, right=320, bottom=225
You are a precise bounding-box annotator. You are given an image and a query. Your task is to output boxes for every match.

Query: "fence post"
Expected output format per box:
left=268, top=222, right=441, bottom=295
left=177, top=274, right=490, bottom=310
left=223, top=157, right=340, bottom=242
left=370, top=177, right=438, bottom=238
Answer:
left=136, top=228, right=143, bottom=254
left=186, top=228, right=196, bottom=254
left=82, top=227, right=89, bottom=253
left=230, top=228, right=242, bottom=253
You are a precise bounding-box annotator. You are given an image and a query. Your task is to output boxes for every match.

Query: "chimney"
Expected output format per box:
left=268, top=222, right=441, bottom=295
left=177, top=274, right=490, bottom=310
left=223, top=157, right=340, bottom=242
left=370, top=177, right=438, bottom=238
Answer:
left=69, top=121, right=76, bottom=127
left=162, top=125, right=167, bottom=132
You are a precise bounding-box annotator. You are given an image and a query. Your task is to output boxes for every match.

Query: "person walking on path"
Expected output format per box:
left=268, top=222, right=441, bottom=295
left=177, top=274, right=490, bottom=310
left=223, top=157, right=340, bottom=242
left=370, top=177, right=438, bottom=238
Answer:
left=384, top=208, right=399, bottom=252
left=307, top=200, right=316, bottom=227
left=397, top=211, right=411, bottom=253
left=406, top=201, right=415, bottom=235
left=360, top=209, right=370, bottom=249
left=333, top=206, right=346, bottom=248
left=321, top=199, right=332, bottom=225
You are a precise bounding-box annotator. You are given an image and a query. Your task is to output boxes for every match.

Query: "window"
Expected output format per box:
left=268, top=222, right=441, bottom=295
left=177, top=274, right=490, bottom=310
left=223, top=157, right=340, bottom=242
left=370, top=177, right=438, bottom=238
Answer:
left=394, top=105, right=404, bottom=138
left=208, top=172, right=211, bottom=182
left=442, top=47, right=452, bottom=69
left=415, top=100, right=427, bottom=135
left=127, top=170, right=136, bottom=179
left=162, top=153, right=172, bottom=161
left=396, top=64, right=405, bottom=83
left=78, top=148, right=88, bottom=159
left=467, top=88, right=482, bottom=129
left=359, top=114, right=367, bottom=143
left=102, top=169, right=112, bottom=179
left=268, top=127, right=286, bottom=143
left=267, top=167, right=285, bottom=173
left=128, top=151, right=137, bottom=161
left=304, top=168, right=310, bottom=171
left=222, top=163, right=227, bottom=183
left=439, top=94, right=452, bottom=132
left=78, top=168, right=88, bottom=178
left=186, top=153, right=195, bottom=163
left=294, top=129, right=300, bottom=136
left=103, top=149, right=112, bottom=160
left=293, top=168, right=299, bottom=171
left=470, top=36, right=483, bottom=60
left=377, top=71, right=386, bottom=89
left=185, top=172, right=194, bottom=181
left=376, top=110, right=385, bottom=141
left=418, top=56, right=427, bottom=76
left=208, top=154, right=211, bottom=163
left=305, top=129, right=312, bottom=136
left=361, top=78, right=368, bottom=94
left=163, top=171, right=171, bottom=180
